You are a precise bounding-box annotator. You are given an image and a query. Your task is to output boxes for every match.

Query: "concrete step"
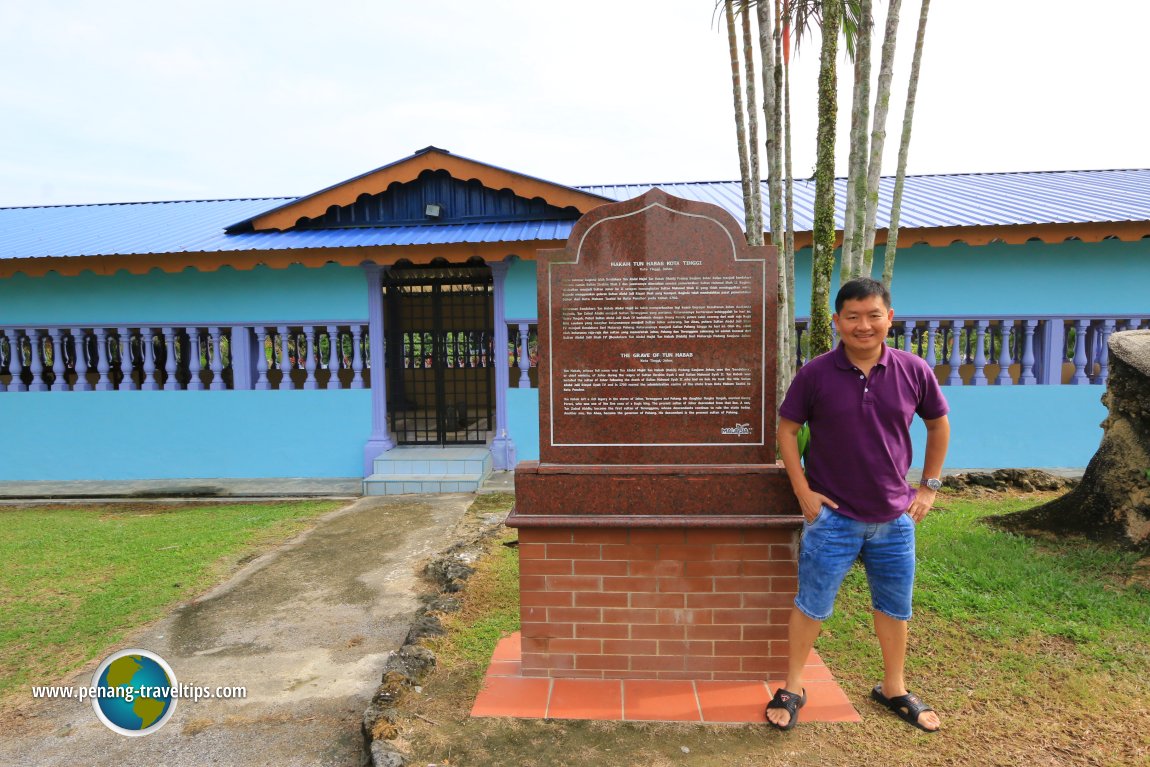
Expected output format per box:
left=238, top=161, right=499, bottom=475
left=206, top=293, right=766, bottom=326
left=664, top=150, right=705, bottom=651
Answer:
left=371, top=447, right=492, bottom=477
left=362, top=473, right=485, bottom=495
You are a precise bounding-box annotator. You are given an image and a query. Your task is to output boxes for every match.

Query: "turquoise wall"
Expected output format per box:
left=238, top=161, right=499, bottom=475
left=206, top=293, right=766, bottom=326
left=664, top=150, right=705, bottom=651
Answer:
left=505, top=258, right=538, bottom=320
left=505, top=256, right=540, bottom=461
left=504, top=240, right=1123, bottom=470
left=0, top=241, right=1123, bottom=482
left=508, top=388, right=540, bottom=462
left=792, top=239, right=1150, bottom=317
left=0, top=263, right=368, bottom=325
left=506, top=384, right=1104, bottom=469
left=0, top=390, right=371, bottom=480
left=0, top=264, right=374, bottom=482
left=911, top=385, right=1105, bottom=469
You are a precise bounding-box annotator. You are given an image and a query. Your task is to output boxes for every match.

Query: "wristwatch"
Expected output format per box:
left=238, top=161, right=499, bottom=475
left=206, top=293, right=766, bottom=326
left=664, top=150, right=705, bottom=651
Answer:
left=921, top=477, right=943, bottom=491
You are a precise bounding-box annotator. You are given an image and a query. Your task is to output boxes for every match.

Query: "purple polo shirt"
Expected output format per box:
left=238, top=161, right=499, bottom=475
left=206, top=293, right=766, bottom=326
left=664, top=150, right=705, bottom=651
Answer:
left=779, top=342, right=949, bottom=523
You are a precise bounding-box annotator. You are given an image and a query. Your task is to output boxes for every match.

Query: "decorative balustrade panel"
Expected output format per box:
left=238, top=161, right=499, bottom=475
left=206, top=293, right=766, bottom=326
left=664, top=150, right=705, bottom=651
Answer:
left=0, top=323, right=370, bottom=393
left=500, top=315, right=1144, bottom=392
left=791, top=315, right=1147, bottom=386
left=4, top=317, right=1141, bottom=394
left=507, top=322, right=539, bottom=389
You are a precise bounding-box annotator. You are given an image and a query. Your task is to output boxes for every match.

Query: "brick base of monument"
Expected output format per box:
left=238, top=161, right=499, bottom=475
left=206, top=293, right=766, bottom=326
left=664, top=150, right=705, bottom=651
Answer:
left=508, top=522, right=802, bottom=681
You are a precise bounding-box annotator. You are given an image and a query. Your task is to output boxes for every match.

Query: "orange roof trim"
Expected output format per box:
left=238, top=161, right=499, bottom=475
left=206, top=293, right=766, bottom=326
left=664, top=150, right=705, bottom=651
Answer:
left=3, top=220, right=1145, bottom=280
left=0, top=241, right=557, bottom=279
left=239, top=147, right=612, bottom=233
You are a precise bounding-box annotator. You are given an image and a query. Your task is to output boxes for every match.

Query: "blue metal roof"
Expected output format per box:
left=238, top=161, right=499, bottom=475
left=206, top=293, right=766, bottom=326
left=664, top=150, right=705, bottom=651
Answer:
left=0, top=198, right=576, bottom=258
left=3, top=168, right=1150, bottom=261
left=585, top=169, right=1150, bottom=231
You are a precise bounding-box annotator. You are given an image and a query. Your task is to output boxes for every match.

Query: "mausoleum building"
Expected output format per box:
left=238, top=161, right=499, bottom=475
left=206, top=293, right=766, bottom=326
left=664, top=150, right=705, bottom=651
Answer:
left=1, top=147, right=1147, bottom=492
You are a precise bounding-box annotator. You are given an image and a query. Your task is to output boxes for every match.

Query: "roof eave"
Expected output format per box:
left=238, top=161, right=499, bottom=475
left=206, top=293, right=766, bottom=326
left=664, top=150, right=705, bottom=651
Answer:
left=224, top=146, right=613, bottom=234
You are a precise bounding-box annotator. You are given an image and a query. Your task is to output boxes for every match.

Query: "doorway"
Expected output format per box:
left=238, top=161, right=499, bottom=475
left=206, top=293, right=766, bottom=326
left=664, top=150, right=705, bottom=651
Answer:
left=383, top=263, right=494, bottom=445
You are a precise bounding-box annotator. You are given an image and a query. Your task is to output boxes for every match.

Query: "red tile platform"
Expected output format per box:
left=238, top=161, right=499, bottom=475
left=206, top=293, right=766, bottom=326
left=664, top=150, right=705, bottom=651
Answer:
left=471, top=633, right=860, bottom=724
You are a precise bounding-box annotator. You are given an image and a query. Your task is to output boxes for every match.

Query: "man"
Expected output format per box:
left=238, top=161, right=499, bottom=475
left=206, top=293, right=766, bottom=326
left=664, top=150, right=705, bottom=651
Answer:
left=765, top=277, right=950, bottom=732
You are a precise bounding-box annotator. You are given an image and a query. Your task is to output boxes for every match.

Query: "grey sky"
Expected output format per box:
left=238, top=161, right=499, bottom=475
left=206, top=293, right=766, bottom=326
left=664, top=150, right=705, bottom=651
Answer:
left=1, top=1, right=1146, bottom=207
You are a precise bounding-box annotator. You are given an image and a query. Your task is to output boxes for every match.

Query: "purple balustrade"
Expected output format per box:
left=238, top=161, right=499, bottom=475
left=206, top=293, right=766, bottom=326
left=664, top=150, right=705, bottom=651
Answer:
left=48, top=329, right=68, bottom=391
left=0, top=315, right=1134, bottom=397
left=278, top=325, right=291, bottom=390
left=996, top=321, right=1014, bottom=385
left=186, top=328, right=203, bottom=390
left=0, top=333, right=8, bottom=393
left=0, top=332, right=13, bottom=393
left=971, top=320, right=989, bottom=385
left=925, top=320, right=939, bottom=369
left=209, top=327, right=225, bottom=391
left=351, top=325, right=365, bottom=389
left=327, top=325, right=340, bottom=388
left=1094, top=319, right=1116, bottom=385
left=95, top=329, right=113, bottom=391
left=1070, top=319, right=1090, bottom=384
left=74, top=330, right=93, bottom=391
left=162, top=328, right=179, bottom=390
left=28, top=331, right=46, bottom=391
left=254, top=327, right=270, bottom=390
left=303, top=325, right=318, bottom=390
left=946, top=321, right=964, bottom=386
left=117, top=328, right=134, bottom=390
left=517, top=323, right=531, bottom=388
left=15, top=332, right=29, bottom=392
left=6, top=334, right=18, bottom=392
left=1019, top=320, right=1038, bottom=384
left=141, top=330, right=158, bottom=390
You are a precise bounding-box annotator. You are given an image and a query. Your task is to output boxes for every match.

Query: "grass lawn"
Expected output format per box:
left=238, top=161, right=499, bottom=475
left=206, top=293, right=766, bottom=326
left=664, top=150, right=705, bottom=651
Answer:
left=0, top=499, right=344, bottom=707
left=407, top=491, right=1150, bottom=767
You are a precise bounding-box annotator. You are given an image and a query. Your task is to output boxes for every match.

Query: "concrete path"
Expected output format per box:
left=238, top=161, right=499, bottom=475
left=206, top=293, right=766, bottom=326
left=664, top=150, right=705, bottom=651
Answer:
left=0, top=494, right=474, bottom=767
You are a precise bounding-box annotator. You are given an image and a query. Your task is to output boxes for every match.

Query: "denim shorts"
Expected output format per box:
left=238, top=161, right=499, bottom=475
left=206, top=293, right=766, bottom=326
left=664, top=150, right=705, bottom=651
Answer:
left=794, top=506, right=916, bottom=622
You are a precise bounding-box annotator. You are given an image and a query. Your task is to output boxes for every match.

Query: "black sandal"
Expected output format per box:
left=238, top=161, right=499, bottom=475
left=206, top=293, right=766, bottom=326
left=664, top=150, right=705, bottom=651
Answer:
left=871, top=685, right=939, bottom=732
left=765, top=687, right=806, bottom=730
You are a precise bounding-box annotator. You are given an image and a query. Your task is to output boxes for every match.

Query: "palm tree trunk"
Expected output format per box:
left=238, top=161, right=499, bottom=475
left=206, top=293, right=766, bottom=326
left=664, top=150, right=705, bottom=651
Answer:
left=725, top=0, right=756, bottom=241
left=759, top=1, right=784, bottom=247
left=841, top=0, right=872, bottom=284
left=861, top=0, right=902, bottom=277
left=758, top=1, right=790, bottom=403
left=742, top=6, right=763, bottom=246
left=809, top=0, right=841, bottom=358
left=782, top=0, right=797, bottom=390
left=883, top=0, right=930, bottom=289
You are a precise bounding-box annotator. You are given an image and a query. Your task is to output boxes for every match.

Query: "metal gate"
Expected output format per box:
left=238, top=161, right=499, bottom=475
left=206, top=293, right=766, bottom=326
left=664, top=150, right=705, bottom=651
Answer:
left=383, top=264, right=494, bottom=445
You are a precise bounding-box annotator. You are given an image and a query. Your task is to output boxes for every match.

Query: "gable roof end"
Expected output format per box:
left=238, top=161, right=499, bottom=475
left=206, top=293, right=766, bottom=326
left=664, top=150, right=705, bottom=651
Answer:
left=226, top=146, right=613, bottom=233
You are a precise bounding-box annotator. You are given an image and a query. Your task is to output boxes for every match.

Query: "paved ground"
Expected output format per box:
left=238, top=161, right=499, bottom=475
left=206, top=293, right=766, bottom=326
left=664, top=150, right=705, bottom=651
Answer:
left=0, top=493, right=475, bottom=767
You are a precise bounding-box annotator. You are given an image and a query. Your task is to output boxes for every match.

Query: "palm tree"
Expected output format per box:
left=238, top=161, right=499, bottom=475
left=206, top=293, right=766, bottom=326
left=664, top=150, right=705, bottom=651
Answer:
left=807, top=0, right=841, bottom=357
left=757, top=0, right=793, bottom=400
left=725, top=1, right=791, bottom=398
left=725, top=0, right=758, bottom=241
left=742, top=6, right=764, bottom=246
left=882, top=0, right=930, bottom=289
left=860, top=0, right=903, bottom=277
left=841, top=0, right=873, bottom=284
left=781, top=1, right=797, bottom=387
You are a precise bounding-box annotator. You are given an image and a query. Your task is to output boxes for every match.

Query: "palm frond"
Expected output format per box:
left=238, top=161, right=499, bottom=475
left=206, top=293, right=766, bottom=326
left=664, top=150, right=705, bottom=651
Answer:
left=784, top=0, right=867, bottom=60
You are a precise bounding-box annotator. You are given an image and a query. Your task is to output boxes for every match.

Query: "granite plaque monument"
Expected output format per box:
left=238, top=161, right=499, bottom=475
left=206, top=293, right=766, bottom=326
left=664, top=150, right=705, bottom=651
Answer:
left=539, top=188, right=776, bottom=465
left=509, top=189, right=801, bottom=681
